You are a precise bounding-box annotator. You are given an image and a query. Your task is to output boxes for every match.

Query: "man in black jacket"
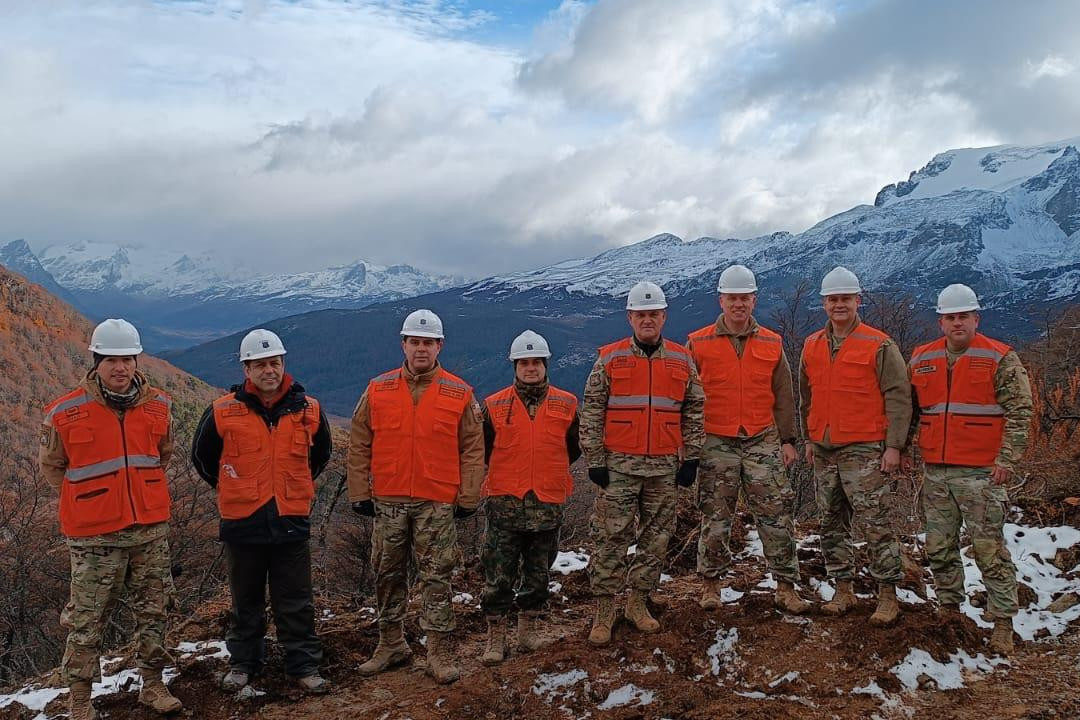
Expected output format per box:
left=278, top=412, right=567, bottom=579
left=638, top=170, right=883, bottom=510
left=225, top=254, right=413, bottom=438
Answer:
left=192, top=329, right=332, bottom=694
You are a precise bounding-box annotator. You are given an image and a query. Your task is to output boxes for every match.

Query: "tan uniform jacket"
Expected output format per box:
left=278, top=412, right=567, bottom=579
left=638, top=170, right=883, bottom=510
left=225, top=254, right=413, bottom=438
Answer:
left=685, top=314, right=798, bottom=443
left=797, top=316, right=912, bottom=450
left=347, top=362, right=485, bottom=509
left=38, top=370, right=174, bottom=546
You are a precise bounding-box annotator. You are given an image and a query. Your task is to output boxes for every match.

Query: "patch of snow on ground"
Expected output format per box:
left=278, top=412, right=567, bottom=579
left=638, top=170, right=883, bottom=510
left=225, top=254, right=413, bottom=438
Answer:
left=0, top=686, right=65, bottom=713
left=549, top=581, right=563, bottom=594
left=810, top=577, right=835, bottom=602
left=533, top=669, right=589, bottom=701
left=551, top=550, right=590, bottom=575
left=851, top=680, right=885, bottom=697
left=653, top=648, right=676, bottom=673
left=768, top=671, right=799, bottom=687
left=452, top=592, right=474, bottom=604
left=92, top=667, right=142, bottom=698
left=737, top=530, right=764, bottom=559
left=707, top=628, right=740, bottom=677
left=175, top=640, right=229, bottom=660
left=598, top=683, right=654, bottom=709
left=721, top=587, right=746, bottom=603
left=896, top=588, right=926, bottom=604
left=890, top=648, right=1004, bottom=690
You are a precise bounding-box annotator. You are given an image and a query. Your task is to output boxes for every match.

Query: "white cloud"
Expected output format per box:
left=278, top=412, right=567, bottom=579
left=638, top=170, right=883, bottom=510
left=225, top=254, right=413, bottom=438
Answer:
left=0, top=0, right=1077, bottom=279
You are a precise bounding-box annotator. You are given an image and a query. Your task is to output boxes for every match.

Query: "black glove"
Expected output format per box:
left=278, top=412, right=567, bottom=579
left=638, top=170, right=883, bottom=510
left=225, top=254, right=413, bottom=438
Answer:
left=676, top=459, right=699, bottom=488
left=454, top=506, right=477, bottom=519
left=588, top=467, right=610, bottom=489
left=351, top=500, right=375, bottom=517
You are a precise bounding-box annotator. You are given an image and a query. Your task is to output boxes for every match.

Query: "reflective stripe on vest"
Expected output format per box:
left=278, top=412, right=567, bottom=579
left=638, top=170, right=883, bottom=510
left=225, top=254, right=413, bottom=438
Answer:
left=368, top=367, right=472, bottom=503
left=802, top=323, right=889, bottom=445
left=213, top=393, right=321, bottom=520
left=599, top=337, right=690, bottom=456
left=688, top=323, right=781, bottom=438
left=44, top=387, right=172, bottom=538
left=484, top=385, right=576, bottom=504
left=910, top=333, right=1010, bottom=467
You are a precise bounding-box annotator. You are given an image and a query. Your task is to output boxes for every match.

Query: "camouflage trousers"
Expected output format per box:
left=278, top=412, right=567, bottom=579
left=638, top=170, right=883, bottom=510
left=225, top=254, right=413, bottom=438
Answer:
left=923, top=464, right=1018, bottom=619
left=697, top=431, right=800, bottom=584
left=813, top=442, right=902, bottom=584
left=372, top=500, right=460, bottom=633
left=589, top=470, right=676, bottom=596
left=61, top=535, right=175, bottom=683
left=481, top=493, right=561, bottom=616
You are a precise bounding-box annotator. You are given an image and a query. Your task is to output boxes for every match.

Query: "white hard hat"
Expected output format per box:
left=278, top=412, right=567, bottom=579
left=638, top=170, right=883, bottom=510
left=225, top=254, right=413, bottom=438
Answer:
left=400, top=309, right=444, bottom=339
left=718, top=264, right=758, bottom=294
left=509, top=330, right=551, bottom=361
left=89, top=319, right=143, bottom=356
left=240, top=329, right=287, bottom=361
left=626, top=281, right=668, bottom=310
left=936, top=283, right=981, bottom=314
left=820, top=266, right=862, bottom=296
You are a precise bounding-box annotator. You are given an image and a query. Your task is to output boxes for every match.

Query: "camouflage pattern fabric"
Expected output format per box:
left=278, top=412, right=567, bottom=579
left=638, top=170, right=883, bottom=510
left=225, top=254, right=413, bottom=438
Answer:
left=813, top=442, right=902, bottom=584
left=588, top=470, right=677, bottom=596
left=579, top=340, right=706, bottom=477
left=697, top=429, right=800, bottom=583
left=990, top=350, right=1033, bottom=471
left=61, top=534, right=175, bottom=683
left=371, top=500, right=460, bottom=633
left=481, top=494, right=561, bottom=616
left=922, top=464, right=1018, bottom=618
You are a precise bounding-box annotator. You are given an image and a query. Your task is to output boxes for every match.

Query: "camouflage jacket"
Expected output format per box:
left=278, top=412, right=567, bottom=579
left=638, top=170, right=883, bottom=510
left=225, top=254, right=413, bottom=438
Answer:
left=579, top=336, right=706, bottom=477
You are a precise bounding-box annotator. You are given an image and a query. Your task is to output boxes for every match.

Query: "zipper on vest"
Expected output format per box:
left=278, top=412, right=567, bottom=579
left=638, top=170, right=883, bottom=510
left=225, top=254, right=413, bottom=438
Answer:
left=646, top=354, right=654, bottom=454
left=942, top=357, right=953, bottom=462
left=118, top=411, right=138, bottom=521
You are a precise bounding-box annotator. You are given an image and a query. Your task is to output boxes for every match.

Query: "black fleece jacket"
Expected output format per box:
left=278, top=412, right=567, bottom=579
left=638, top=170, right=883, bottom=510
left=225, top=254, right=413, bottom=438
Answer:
left=191, top=381, right=332, bottom=544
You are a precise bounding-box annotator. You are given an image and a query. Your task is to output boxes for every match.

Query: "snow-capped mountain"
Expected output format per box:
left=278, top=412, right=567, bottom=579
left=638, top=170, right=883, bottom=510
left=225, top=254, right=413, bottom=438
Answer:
left=0, top=239, right=83, bottom=308
left=472, top=137, right=1080, bottom=314
left=11, top=240, right=468, bottom=349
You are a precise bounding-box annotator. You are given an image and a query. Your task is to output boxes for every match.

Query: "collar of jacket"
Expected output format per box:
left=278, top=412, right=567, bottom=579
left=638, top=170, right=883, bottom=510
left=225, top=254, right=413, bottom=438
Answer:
left=401, top=361, right=440, bottom=384
left=713, top=314, right=759, bottom=338
left=230, top=378, right=308, bottom=425
left=825, top=314, right=863, bottom=340
left=631, top=336, right=664, bottom=357
left=82, top=369, right=155, bottom=410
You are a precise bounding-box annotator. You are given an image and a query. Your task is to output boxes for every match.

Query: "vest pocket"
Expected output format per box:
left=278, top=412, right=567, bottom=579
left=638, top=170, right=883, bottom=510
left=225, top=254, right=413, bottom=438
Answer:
left=67, top=474, right=124, bottom=528
left=604, top=415, right=640, bottom=450
left=837, top=355, right=873, bottom=390
left=134, top=468, right=171, bottom=512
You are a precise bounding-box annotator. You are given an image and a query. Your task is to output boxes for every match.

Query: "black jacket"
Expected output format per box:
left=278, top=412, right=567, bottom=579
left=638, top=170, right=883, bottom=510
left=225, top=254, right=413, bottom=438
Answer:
left=191, top=381, right=333, bottom=544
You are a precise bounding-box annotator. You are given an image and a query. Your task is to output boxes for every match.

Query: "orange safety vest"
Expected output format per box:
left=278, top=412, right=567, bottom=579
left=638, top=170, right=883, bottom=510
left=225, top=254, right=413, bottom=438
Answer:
left=802, top=323, right=890, bottom=445
left=688, top=323, right=782, bottom=437
left=599, top=337, right=692, bottom=456
left=45, top=387, right=172, bottom=538
left=910, top=333, right=1010, bottom=467
left=212, top=393, right=321, bottom=520
left=485, top=385, right=577, bottom=504
left=368, top=367, right=472, bottom=503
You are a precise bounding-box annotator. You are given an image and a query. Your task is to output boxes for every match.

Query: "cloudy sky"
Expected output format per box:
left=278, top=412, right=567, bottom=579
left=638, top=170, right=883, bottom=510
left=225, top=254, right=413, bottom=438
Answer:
left=1, top=0, right=1078, bottom=278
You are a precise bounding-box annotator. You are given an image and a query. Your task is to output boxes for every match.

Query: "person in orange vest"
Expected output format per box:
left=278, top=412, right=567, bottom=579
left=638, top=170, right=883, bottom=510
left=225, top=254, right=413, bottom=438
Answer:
left=478, top=330, right=581, bottom=666
left=39, top=319, right=183, bottom=720
left=347, top=309, right=485, bottom=684
left=908, top=284, right=1032, bottom=656
left=798, top=267, right=911, bottom=626
left=191, top=329, right=332, bottom=695
left=687, top=265, right=811, bottom=614
left=580, top=282, right=706, bottom=646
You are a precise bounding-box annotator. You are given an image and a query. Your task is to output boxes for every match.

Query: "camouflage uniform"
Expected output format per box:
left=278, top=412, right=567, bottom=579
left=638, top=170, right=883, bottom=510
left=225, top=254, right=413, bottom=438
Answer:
left=580, top=340, right=706, bottom=596
left=914, top=349, right=1032, bottom=619
left=479, top=380, right=581, bottom=616
left=687, top=316, right=800, bottom=583
left=798, top=317, right=910, bottom=584
left=348, top=362, right=485, bottom=633
left=39, top=371, right=176, bottom=684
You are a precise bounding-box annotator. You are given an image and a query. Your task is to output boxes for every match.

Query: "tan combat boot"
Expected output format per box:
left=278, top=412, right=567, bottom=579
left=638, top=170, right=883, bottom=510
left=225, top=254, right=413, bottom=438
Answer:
left=68, top=680, right=97, bottom=720
left=820, top=580, right=857, bottom=616
left=480, top=616, right=507, bottom=666
left=359, top=624, right=413, bottom=676
left=588, top=596, right=616, bottom=646
left=425, top=631, right=461, bottom=684
left=869, top=584, right=900, bottom=626
left=625, top=590, right=660, bottom=634
left=699, top=577, right=723, bottom=610
left=138, top=669, right=183, bottom=715
left=774, top=581, right=812, bottom=615
left=989, top=620, right=1015, bottom=657
left=517, top=611, right=544, bottom=652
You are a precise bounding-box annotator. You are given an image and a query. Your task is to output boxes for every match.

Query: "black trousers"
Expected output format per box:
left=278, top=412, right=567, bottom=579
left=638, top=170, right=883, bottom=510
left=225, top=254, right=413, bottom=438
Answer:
left=225, top=540, right=321, bottom=677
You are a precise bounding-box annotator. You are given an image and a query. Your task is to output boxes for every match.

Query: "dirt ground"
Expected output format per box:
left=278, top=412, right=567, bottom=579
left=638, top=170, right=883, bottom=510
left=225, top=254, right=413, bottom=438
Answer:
left=6, top=526, right=1079, bottom=720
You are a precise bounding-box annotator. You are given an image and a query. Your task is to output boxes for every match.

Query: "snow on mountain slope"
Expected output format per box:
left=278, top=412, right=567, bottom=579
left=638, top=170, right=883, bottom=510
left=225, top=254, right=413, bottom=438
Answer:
left=874, top=137, right=1080, bottom=207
